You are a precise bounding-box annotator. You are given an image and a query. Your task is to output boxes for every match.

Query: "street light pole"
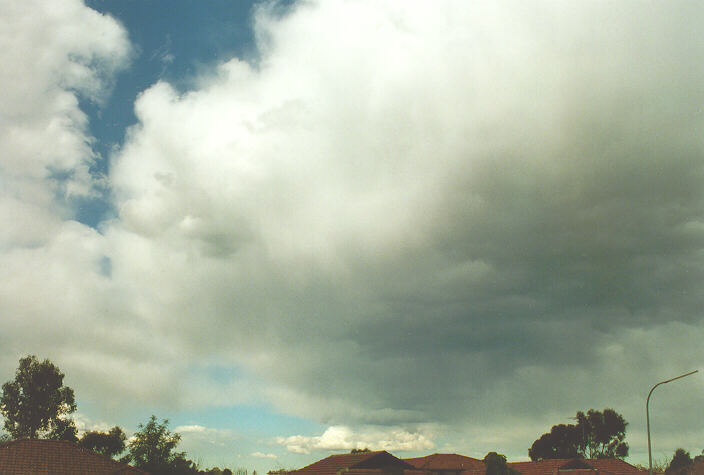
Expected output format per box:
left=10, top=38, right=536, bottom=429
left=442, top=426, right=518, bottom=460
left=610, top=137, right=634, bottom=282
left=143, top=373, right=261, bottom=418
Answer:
left=646, top=370, right=699, bottom=475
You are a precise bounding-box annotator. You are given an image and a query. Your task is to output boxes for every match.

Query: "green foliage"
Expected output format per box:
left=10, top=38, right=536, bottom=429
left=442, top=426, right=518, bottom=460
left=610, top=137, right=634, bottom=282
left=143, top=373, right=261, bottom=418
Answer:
left=484, top=452, right=519, bottom=475
left=667, top=449, right=693, bottom=474
left=203, top=468, right=235, bottom=475
left=0, top=355, right=77, bottom=439
left=351, top=448, right=372, bottom=453
left=267, top=469, right=293, bottom=475
left=79, top=426, right=127, bottom=458
left=634, top=457, right=670, bottom=473
left=575, top=408, right=628, bottom=459
left=125, top=415, right=199, bottom=474
left=529, top=424, right=580, bottom=460
left=47, top=416, right=78, bottom=442
left=529, top=408, right=629, bottom=461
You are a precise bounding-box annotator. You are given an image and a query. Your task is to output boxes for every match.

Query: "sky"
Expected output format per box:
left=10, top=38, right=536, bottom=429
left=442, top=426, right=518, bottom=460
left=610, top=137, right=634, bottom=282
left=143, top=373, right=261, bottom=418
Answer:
left=1, top=0, right=704, bottom=472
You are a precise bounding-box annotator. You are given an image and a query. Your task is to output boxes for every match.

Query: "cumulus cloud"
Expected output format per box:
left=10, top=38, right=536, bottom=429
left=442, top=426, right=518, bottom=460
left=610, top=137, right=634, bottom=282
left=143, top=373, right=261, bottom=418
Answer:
left=72, top=412, right=115, bottom=435
left=252, top=452, right=278, bottom=459
left=0, top=0, right=130, bottom=218
left=0, top=0, right=129, bottom=253
left=4, top=0, right=704, bottom=464
left=0, top=0, right=160, bottom=413
left=174, top=424, right=240, bottom=463
left=276, top=426, right=435, bottom=454
left=175, top=424, right=236, bottom=441
left=104, top=0, right=704, bottom=454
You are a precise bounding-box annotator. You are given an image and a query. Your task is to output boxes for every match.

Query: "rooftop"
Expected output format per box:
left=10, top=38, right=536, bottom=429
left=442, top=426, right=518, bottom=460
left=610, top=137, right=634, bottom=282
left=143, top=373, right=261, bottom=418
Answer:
left=403, top=453, right=485, bottom=472
left=0, top=438, right=146, bottom=474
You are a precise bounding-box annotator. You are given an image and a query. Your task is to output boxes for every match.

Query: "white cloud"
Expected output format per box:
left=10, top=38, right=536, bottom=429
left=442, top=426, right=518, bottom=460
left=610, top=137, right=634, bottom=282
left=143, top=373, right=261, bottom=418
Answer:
left=72, top=412, right=119, bottom=435
left=252, top=452, right=278, bottom=459
left=175, top=424, right=210, bottom=434
left=0, top=0, right=129, bottom=257
left=0, top=0, right=130, bottom=215
left=175, top=424, right=239, bottom=456
left=103, top=0, right=704, bottom=440
left=276, top=426, right=435, bottom=454
left=4, top=0, right=704, bottom=467
left=175, top=424, right=236, bottom=439
left=0, top=0, right=161, bottom=415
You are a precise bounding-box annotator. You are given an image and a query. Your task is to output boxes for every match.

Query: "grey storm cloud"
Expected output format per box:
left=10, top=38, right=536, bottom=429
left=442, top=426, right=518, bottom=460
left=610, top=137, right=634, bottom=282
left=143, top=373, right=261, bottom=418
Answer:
left=3, top=0, right=704, bottom=462
left=104, top=0, right=704, bottom=447
left=109, top=0, right=704, bottom=424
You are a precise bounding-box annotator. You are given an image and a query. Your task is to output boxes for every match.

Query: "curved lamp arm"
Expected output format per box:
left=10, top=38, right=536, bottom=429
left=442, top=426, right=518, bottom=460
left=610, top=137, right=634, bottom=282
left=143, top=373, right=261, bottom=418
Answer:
left=647, top=370, right=698, bottom=475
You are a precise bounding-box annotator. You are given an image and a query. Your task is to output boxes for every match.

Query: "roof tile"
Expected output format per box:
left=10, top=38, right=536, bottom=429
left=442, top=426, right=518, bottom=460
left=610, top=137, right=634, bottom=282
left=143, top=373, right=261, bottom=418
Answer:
left=403, top=454, right=485, bottom=472
left=508, top=458, right=644, bottom=475
left=293, top=451, right=415, bottom=475
left=0, top=438, right=147, bottom=474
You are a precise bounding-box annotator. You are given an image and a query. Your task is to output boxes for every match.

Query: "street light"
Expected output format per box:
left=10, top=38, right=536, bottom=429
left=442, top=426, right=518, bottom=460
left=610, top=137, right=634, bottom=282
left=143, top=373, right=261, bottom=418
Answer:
left=646, top=370, right=699, bottom=475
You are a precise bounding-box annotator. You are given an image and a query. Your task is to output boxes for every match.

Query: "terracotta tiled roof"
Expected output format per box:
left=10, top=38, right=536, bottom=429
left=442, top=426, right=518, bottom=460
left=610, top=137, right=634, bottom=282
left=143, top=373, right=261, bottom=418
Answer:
left=509, top=459, right=572, bottom=475
left=0, top=438, right=147, bottom=474
left=584, top=459, right=645, bottom=475
left=508, top=458, right=644, bottom=475
left=403, top=454, right=485, bottom=472
left=405, top=470, right=433, bottom=475
left=346, top=470, right=412, bottom=475
left=293, top=451, right=416, bottom=475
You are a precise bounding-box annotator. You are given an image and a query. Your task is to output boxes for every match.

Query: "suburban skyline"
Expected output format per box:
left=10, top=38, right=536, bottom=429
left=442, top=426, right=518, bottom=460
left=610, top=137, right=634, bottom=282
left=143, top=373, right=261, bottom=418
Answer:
left=1, top=0, right=703, bottom=472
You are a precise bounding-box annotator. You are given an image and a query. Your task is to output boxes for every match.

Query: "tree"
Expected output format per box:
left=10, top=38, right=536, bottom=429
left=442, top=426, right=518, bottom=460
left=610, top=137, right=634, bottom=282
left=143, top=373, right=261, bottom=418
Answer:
left=0, top=355, right=77, bottom=439
left=124, top=415, right=198, bottom=474
left=575, top=409, right=628, bottom=459
left=529, top=424, right=581, bottom=460
left=484, top=452, right=518, bottom=475
left=667, top=449, right=693, bottom=474
left=203, top=468, right=236, bottom=475
left=529, top=408, right=629, bottom=461
left=48, top=415, right=78, bottom=442
left=694, top=450, right=704, bottom=464
left=351, top=448, right=371, bottom=453
left=79, top=426, right=127, bottom=458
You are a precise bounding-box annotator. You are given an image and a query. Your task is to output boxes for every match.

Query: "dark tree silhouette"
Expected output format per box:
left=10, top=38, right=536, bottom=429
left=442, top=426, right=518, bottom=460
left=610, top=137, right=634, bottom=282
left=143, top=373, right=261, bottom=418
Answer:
left=0, top=355, right=77, bottom=439
left=79, top=426, right=127, bottom=458
left=575, top=409, right=628, bottom=459
left=529, top=409, right=628, bottom=461
left=48, top=415, right=78, bottom=442
left=484, top=452, right=518, bottom=475
left=351, top=448, right=372, bottom=453
left=529, top=424, right=581, bottom=460
left=667, top=449, right=693, bottom=474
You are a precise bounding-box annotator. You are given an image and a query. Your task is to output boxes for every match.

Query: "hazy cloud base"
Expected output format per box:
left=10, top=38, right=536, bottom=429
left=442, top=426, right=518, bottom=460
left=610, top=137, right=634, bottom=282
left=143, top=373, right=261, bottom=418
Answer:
left=2, top=0, right=704, bottom=462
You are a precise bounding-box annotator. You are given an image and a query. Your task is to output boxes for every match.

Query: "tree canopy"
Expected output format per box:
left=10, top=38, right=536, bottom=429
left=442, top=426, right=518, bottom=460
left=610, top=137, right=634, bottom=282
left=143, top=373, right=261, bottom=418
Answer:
left=667, top=449, right=693, bottom=474
left=529, top=408, right=628, bottom=461
left=576, top=408, right=628, bottom=459
left=351, top=448, right=372, bottom=453
left=79, top=426, right=127, bottom=458
left=529, top=424, right=580, bottom=460
left=0, top=355, right=77, bottom=440
left=484, top=452, right=518, bottom=475
left=124, top=415, right=199, bottom=474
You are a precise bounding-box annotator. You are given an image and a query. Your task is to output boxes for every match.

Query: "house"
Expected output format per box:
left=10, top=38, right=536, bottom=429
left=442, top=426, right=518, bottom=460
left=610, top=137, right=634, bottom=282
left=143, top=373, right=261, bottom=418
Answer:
left=0, top=438, right=147, bottom=474
left=508, top=458, right=645, bottom=475
left=290, top=450, right=418, bottom=475
left=403, top=453, right=486, bottom=475
left=290, top=451, right=645, bottom=475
